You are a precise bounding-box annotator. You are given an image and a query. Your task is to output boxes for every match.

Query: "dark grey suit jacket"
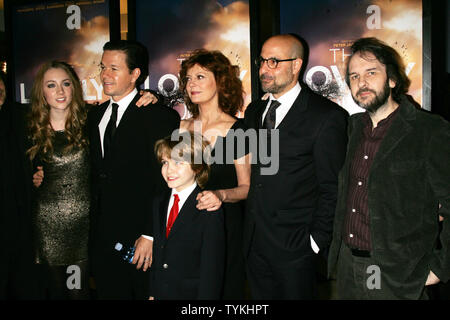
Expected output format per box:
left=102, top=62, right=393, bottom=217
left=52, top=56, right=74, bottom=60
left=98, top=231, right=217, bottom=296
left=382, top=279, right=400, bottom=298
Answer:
left=328, top=95, right=450, bottom=299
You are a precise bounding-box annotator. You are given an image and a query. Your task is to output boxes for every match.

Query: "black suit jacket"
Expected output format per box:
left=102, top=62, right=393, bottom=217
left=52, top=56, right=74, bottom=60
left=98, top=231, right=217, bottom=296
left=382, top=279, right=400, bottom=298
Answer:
left=149, top=186, right=225, bottom=300
left=88, top=93, right=180, bottom=255
left=0, top=102, right=37, bottom=298
left=243, top=83, right=348, bottom=261
left=1, top=103, right=34, bottom=256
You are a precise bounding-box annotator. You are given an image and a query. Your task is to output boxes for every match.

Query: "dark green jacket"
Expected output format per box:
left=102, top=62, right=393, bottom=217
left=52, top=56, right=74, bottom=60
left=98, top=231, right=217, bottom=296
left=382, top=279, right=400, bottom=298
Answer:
left=328, top=95, right=450, bottom=299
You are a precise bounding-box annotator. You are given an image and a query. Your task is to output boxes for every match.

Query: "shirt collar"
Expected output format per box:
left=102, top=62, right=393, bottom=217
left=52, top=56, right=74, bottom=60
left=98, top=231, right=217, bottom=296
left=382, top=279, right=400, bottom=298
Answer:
left=109, top=88, right=138, bottom=110
left=170, top=182, right=198, bottom=206
left=269, top=82, right=301, bottom=105
left=363, top=103, right=401, bottom=130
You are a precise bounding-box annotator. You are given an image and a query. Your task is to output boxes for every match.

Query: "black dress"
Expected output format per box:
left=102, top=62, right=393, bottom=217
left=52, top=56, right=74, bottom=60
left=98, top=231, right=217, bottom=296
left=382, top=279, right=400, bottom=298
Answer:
left=205, top=119, right=249, bottom=300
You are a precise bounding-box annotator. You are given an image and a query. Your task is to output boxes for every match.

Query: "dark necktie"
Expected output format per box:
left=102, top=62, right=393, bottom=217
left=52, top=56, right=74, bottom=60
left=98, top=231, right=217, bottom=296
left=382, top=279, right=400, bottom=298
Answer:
left=262, top=100, right=281, bottom=130
left=166, top=194, right=180, bottom=238
left=103, top=103, right=119, bottom=159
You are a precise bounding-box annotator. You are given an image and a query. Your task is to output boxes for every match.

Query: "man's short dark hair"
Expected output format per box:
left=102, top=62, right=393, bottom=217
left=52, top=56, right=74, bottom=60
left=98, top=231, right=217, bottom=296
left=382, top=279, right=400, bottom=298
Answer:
left=346, top=37, right=411, bottom=102
left=103, top=40, right=149, bottom=88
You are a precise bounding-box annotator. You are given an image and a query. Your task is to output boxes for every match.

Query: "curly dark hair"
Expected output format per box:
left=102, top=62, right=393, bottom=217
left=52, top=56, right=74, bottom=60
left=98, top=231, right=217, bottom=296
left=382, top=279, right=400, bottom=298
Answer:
left=346, top=37, right=411, bottom=103
left=179, top=49, right=244, bottom=118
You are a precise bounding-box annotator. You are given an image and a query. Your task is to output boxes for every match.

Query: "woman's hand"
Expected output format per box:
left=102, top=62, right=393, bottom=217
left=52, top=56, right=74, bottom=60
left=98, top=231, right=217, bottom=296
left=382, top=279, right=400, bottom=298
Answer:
left=136, top=90, right=158, bottom=107
left=196, top=190, right=223, bottom=211
left=33, top=166, right=44, bottom=188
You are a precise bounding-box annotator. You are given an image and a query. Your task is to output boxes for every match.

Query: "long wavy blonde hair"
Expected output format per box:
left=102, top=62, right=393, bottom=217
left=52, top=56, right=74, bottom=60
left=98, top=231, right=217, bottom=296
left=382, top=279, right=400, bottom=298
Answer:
left=27, top=61, right=88, bottom=161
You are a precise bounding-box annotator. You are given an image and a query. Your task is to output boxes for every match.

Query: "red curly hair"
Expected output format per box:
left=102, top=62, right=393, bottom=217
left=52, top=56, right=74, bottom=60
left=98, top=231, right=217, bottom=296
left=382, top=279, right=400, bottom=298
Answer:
left=179, top=49, right=244, bottom=118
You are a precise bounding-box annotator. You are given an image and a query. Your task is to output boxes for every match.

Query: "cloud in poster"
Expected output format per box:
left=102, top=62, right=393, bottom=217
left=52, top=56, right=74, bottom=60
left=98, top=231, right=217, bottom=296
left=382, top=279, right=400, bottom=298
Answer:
left=383, top=9, right=421, bottom=37
left=68, top=16, right=109, bottom=77
left=140, top=0, right=221, bottom=78
left=204, top=1, right=251, bottom=108
left=13, top=3, right=110, bottom=103
left=361, top=0, right=422, bottom=104
left=138, top=0, right=251, bottom=111
left=281, top=0, right=423, bottom=113
left=66, top=15, right=110, bottom=103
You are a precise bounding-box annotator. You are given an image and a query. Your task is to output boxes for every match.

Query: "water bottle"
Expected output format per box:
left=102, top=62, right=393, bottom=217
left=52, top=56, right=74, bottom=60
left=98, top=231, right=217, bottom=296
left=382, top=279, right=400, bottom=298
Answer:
left=114, top=242, right=135, bottom=263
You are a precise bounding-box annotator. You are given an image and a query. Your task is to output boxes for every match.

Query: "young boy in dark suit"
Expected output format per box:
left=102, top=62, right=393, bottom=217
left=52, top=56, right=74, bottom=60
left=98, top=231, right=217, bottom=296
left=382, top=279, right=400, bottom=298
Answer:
left=149, top=131, right=225, bottom=300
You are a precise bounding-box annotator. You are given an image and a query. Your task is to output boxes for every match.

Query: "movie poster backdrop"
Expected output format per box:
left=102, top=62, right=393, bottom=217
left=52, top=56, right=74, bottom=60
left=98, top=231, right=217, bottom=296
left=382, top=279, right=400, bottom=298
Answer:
left=280, top=0, right=423, bottom=115
left=9, top=0, right=116, bottom=105
left=134, top=0, right=251, bottom=119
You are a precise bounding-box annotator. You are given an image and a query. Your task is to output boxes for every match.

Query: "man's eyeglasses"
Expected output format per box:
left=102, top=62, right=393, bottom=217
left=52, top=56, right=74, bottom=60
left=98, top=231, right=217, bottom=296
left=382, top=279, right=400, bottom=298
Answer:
left=255, top=57, right=297, bottom=69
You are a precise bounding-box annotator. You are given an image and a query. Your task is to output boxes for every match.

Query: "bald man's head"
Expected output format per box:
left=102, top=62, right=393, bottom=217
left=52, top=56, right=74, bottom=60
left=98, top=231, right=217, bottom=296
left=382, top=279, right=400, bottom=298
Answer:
left=264, top=34, right=304, bottom=61
left=259, top=34, right=304, bottom=98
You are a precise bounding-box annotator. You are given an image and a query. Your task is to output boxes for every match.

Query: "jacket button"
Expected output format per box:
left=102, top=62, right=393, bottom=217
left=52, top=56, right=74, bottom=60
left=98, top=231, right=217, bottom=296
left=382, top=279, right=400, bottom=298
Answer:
left=256, top=183, right=262, bottom=188
left=163, top=263, right=168, bottom=269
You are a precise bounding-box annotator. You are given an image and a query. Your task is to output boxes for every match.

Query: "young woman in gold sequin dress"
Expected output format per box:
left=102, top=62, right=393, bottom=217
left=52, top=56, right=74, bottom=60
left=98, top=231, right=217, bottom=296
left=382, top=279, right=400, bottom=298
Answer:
left=26, top=61, right=91, bottom=300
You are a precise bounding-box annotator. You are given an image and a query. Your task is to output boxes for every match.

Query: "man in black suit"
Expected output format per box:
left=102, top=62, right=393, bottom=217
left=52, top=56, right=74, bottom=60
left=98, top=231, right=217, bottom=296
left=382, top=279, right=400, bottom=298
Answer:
left=89, top=40, right=180, bottom=299
left=243, top=34, right=348, bottom=299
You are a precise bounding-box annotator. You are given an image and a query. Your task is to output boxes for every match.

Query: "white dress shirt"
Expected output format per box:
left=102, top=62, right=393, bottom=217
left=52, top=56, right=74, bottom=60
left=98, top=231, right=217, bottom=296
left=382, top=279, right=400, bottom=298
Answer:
left=260, top=82, right=320, bottom=254
left=142, top=183, right=199, bottom=242
left=166, top=182, right=198, bottom=225
left=261, top=82, right=301, bottom=128
left=98, top=88, right=138, bottom=157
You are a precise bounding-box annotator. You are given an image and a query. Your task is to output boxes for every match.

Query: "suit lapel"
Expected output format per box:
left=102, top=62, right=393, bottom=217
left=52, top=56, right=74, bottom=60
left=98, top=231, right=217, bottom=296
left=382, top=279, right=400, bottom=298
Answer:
left=159, top=192, right=171, bottom=243
left=166, top=186, right=201, bottom=240
left=91, top=102, right=108, bottom=165
left=95, top=92, right=139, bottom=163
left=254, top=100, right=266, bottom=130
left=273, top=83, right=309, bottom=130
left=347, top=114, right=365, bottom=165
left=370, top=103, right=414, bottom=173
left=112, top=93, right=140, bottom=141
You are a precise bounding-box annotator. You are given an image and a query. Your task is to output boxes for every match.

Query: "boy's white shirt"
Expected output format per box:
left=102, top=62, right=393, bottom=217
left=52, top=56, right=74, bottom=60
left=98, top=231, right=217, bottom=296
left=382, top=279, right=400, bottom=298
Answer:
left=141, top=182, right=198, bottom=242
left=166, top=182, right=198, bottom=224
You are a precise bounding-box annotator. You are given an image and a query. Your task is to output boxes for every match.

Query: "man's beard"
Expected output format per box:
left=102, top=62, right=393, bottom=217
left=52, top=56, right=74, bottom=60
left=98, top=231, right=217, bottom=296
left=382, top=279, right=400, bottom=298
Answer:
left=260, top=73, right=294, bottom=94
left=354, top=80, right=391, bottom=114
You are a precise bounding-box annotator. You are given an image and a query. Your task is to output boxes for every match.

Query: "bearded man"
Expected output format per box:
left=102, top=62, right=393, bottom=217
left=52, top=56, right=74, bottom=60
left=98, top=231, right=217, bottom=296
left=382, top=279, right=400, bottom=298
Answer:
left=328, top=37, right=450, bottom=300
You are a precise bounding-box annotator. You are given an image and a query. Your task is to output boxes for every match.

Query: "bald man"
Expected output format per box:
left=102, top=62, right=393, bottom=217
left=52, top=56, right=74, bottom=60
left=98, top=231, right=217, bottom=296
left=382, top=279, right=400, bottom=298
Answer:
left=243, top=34, right=348, bottom=299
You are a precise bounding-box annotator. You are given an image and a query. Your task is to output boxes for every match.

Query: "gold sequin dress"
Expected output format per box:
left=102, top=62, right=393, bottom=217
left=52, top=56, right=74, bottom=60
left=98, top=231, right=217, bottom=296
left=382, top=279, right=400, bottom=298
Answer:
left=33, top=131, right=90, bottom=266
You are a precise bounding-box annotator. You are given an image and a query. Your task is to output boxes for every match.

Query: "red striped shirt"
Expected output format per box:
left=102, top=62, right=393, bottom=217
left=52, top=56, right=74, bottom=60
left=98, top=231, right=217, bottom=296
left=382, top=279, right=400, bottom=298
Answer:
left=343, top=108, right=399, bottom=251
